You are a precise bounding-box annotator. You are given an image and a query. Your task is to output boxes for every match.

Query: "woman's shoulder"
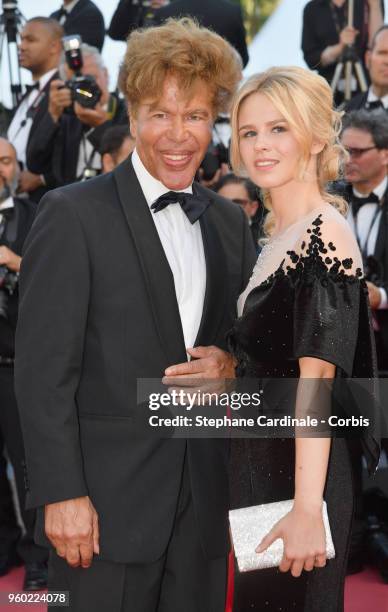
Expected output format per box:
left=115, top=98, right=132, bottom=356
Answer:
left=288, top=204, right=363, bottom=278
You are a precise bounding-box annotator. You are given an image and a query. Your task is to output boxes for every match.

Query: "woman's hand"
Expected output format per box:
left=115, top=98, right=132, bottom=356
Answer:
left=256, top=504, right=327, bottom=577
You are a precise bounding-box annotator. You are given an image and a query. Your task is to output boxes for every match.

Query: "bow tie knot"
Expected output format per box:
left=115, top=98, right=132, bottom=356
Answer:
left=25, top=82, right=39, bottom=94
left=367, top=99, right=384, bottom=111
left=352, top=192, right=380, bottom=216
left=151, top=190, right=210, bottom=224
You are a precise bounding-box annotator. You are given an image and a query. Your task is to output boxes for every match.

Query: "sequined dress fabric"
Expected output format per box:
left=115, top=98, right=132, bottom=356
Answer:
left=228, top=206, right=379, bottom=612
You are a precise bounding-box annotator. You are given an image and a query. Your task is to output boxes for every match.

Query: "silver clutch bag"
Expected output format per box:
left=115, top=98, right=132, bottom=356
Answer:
left=229, top=499, right=335, bottom=572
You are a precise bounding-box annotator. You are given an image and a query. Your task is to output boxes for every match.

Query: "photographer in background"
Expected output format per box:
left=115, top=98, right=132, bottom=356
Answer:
left=108, top=0, right=169, bottom=40
left=6, top=17, right=63, bottom=203
left=28, top=41, right=127, bottom=187
left=302, top=0, right=383, bottom=87
left=0, top=138, right=47, bottom=591
left=340, top=109, right=388, bottom=372
left=50, top=0, right=105, bottom=52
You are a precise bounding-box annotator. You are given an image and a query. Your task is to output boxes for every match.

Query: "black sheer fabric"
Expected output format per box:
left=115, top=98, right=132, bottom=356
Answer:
left=228, top=212, right=381, bottom=611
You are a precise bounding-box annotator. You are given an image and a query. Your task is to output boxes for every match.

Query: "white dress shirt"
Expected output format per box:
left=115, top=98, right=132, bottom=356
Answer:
left=59, top=0, right=80, bottom=22
left=131, top=149, right=206, bottom=350
left=0, top=197, right=14, bottom=227
left=7, top=68, right=57, bottom=168
left=367, top=88, right=388, bottom=109
left=347, top=176, right=388, bottom=309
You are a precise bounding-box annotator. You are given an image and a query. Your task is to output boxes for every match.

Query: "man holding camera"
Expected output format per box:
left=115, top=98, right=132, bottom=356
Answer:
left=6, top=17, right=63, bottom=203
left=0, top=138, right=48, bottom=590
left=28, top=41, right=127, bottom=186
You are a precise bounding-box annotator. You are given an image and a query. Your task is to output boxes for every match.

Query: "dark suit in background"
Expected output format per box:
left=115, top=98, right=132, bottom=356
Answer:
left=7, top=72, right=59, bottom=204
left=27, top=94, right=127, bottom=187
left=109, top=0, right=249, bottom=67
left=50, top=0, right=105, bottom=51
left=15, top=157, right=255, bottom=610
left=0, top=197, right=48, bottom=568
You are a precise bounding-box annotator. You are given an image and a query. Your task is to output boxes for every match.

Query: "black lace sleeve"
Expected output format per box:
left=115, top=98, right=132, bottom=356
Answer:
left=286, top=214, right=365, bottom=377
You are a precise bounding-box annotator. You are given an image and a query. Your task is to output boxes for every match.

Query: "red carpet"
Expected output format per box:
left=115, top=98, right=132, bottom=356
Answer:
left=0, top=561, right=387, bottom=611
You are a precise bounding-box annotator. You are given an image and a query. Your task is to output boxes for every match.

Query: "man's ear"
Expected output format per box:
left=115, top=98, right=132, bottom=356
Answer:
left=365, top=49, right=371, bottom=71
left=128, top=105, right=137, bottom=139
left=102, top=153, right=114, bottom=174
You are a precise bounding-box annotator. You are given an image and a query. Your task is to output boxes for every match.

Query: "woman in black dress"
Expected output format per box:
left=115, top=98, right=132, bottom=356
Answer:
left=227, top=67, right=380, bottom=611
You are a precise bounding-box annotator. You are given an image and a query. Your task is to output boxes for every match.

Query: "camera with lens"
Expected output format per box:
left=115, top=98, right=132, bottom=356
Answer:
left=62, top=35, right=102, bottom=109
left=0, top=265, right=18, bottom=320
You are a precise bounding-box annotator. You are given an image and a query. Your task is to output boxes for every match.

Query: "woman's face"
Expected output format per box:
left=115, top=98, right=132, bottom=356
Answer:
left=237, top=92, right=304, bottom=190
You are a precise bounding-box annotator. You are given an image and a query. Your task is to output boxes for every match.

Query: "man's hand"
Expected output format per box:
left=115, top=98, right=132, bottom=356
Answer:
left=45, top=496, right=99, bottom=568
left=163, top=346, right=237, bottom=381
left=339, top=26, right=358, bottom=47
left=367, top=281, right=382, bottom=309
left=0, top=246, right=21, bottom=272
left=74, top=102, right=109, bottom=128
left=18, top=170, right=43, bottom=194
left=49, top=80, right=72, bottom=123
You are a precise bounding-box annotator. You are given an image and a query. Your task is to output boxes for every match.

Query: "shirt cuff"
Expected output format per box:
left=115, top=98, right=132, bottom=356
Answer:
left=40, top=175, right=46, bottom=186
left=378, top=287, right=388, bottom=309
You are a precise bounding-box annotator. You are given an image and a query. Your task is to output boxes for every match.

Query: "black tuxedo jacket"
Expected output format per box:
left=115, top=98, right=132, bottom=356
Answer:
left=0, top=197, right=36, bottom=357
left=345, top=91, right=369, bottom=112
left=51, top=0, right=105, bottom=51
left=154, top=0, right=249, bottom=67
left=12, top=71, right=59, bottom=203
left=15, top=157, right=256, bottom=563
left=109, top=0, right=249, bottom=68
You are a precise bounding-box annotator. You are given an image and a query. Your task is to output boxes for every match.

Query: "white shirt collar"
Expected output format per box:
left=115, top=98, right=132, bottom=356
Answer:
left=131, top=148, right=192, bottom=208
left=353, top=175, right=387, bottom=200
left=35, top=68, right=57, bottom=91
left=0, top=196, right=14, bottom=213
left=63, top=0, right=80, bottom=13
left=367, top=87, right=388, bottom=109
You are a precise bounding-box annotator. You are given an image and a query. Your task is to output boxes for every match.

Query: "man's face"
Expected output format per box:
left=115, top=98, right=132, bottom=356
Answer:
left=130, top=76, right=214, bottom=190
left=367, top=30, right=388, bottom=90
left=341, top=127, right=388, bottom=186
left=217, top=182, right=259, bottom=220
left=19, top=22, right=57, bottom=73
left=65, top=54, right=110, bottom=105
left=0, top=139, right=18, bottom=196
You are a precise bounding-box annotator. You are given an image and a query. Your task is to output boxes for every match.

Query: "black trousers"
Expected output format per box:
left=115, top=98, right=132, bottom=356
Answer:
left=48, top=454, right=227, bottom=612
left=0, top=365, right=48, bottom=564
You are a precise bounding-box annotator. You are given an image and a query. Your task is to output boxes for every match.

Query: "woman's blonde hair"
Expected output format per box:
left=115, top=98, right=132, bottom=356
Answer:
left=230, top=66, right=347, bottom=237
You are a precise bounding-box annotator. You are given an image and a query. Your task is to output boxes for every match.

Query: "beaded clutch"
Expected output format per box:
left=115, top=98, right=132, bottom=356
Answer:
left=229, top=499, right=335, bottom=572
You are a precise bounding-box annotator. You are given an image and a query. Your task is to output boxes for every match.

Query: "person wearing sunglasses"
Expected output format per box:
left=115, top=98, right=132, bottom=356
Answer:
left=341, top=108, right=388, bottom=372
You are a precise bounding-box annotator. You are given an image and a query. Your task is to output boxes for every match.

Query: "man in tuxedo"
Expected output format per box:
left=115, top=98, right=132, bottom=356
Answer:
left=0, top=138, right=47, bottom=590
left=341, top=109, right=388, bottom=371
left=15, top=19, right=254, bottom=612
left=346, top=25, right=388, bottom=111
left=50, top=0, right=105, bottom=51
left=108, top=0, right=169, bottom=39
left=6, top=18, right=63, bottom=203
left=27, top=44, right=127, bottom=187
left=153, top=0, right=249, bottom=67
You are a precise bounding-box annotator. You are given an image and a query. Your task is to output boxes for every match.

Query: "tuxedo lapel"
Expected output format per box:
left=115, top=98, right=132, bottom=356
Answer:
left=113, top=157, right=187, bottom=366
left=28, top=72, right=59, bottom=141
left=193, top=183, right=228, bottom=347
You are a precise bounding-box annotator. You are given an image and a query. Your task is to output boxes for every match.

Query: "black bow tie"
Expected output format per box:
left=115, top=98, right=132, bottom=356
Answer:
left=25, top=82, right=39, bottom=94
left=367, top=99, right=384, bottom=111
left=352, top=192, right=380, bottom=216
left=151, top=190, right=210, bottom=224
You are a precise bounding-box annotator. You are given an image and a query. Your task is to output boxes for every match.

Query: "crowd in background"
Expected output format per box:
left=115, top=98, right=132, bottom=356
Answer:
left=1, top=0, right=388, bottom=593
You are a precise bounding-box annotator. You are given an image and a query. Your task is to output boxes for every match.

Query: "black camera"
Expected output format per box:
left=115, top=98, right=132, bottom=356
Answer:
left=0, top=265, right=18, bottom=319
left=62, top=35, right=102, bottom=109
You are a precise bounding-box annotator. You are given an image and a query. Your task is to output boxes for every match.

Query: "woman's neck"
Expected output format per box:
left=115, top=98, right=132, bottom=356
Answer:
left=269, top=180, right=327, bottom=236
